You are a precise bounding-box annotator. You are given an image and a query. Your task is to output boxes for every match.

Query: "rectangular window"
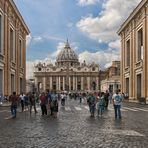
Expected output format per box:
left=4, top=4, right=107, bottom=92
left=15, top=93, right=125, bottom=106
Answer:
left=137, top=29, right=143, bottom=61
left=137, top=74, right=141, bottom=99
left=19, top=40, right=22, bottom=67
left=11, top=74, right=15, bottom=94
left=10, top=28, right=15, bottom=61
left=126, top=40, right=130, bottom=67
left=125, top=78, right=129, bottom=95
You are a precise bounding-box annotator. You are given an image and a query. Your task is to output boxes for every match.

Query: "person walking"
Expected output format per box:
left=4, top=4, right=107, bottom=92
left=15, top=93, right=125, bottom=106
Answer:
left=40, top=92, right=47, bottom=116
left=104, top=90, right=109, bottom=108
left=29, top=92, right=38, bottom=114
left=53, top=93, right=58, bottom=118
left=87, top=92, right=96, bottom=117
left=20, top=92, right=25, bottom=112
left=112, top=89, right=122, bottom=119
left=24, top=94, right=29, bottom=111
left=9, top=92, right=18, bottom=118
left=97, top=92, right=105, bottom=117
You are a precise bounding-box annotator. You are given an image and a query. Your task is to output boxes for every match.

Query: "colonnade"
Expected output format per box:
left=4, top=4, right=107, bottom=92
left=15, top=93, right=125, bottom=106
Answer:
left=36, top=75, right=99, bottom=92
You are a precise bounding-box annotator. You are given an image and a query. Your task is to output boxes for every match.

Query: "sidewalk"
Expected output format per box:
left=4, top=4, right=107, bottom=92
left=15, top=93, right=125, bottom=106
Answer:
left=123, top=99, right=148, bottom=105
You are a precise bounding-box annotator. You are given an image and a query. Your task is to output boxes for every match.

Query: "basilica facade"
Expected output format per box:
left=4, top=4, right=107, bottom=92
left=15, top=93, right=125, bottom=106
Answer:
left=34, top=40, right=100, bottom=92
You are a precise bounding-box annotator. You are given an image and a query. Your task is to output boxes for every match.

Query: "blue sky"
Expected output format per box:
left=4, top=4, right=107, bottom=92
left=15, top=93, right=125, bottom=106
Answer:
left=14, top=0, right=141, bottom=79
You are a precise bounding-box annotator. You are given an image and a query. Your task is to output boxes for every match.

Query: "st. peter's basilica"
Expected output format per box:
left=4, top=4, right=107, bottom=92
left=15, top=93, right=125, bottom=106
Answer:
left=34, top=40, right=102, bottom=92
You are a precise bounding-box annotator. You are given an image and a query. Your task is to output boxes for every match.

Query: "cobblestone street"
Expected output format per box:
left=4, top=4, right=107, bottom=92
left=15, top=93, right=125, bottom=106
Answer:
left=0, top=99, right=148, bottom=148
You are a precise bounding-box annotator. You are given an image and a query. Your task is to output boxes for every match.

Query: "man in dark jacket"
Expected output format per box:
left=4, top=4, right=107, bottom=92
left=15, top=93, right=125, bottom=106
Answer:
left=9, top=92, right=18, bottom=118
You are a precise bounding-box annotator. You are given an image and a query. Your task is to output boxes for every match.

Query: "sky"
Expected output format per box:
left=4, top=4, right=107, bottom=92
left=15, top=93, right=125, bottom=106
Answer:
left=14, top=0, right=141, bottom=79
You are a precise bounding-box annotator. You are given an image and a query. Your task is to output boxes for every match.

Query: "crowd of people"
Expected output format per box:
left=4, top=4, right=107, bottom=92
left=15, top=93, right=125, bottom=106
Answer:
left=8, top=89, right=123, bottom=119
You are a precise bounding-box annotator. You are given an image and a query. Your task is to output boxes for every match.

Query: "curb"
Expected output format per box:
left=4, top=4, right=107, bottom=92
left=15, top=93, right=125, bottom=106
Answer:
left=123, top=100, right=148, bottom=105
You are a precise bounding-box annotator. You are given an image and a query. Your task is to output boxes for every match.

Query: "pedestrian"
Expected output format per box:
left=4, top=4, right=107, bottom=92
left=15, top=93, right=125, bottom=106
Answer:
left=87, top=92, right=96, bottom=117
left=79, top=93, right=82, bottom=103
left=104, top=90, right=109, bottom=108
left=20, top=92, right=25, bottom=112
left=112, top=89, right=122, bottom=119
left=97, top=92, right=105, bottom=117
left=24, top=94, right=29, bottom=111
left=109, top=92, right=113, bottom=104
left=53, top=93, right=58, bottom=118
left=40, top=92, right=47, bottom=116
left=29, top=92, right=38, bottom=114
left=9, top=92, right=18, bottom=118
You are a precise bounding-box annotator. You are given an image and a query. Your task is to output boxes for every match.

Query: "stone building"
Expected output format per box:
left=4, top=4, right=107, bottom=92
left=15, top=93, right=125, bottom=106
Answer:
left=101, top=61, right=121, bottom=93
left=26, top=79, right=35, bottom=93
left=0, top=0, right=29, bottom=96
left=118, top=0, right=148, bottom=100
left=34, top=40, right=100, bottom=93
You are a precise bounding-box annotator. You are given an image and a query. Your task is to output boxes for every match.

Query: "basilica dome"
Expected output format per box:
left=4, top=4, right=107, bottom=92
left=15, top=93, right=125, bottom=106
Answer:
left=56, top=40, right=80, bottom=67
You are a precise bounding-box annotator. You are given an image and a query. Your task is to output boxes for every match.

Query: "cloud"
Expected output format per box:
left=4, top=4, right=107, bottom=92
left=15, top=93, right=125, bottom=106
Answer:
left=32, top=36, right=43, bottom=43
left=26, top=58, right=52, bottom=79
left=77, top=0, right=99, bottom=6
left=108, top=39, right=120, bottom=50
left=26, top=34, right=31, bottom=48
left=79, top=50, right=120, bottom=69
left=76, top=0, right=141, bottom=43
left=51, top=42, right=65, bottom=59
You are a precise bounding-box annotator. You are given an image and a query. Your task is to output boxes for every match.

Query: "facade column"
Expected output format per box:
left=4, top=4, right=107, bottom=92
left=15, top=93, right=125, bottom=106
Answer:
left=59, top=77, right=61, bottom=91
left=69, top=76, right=71, bottom=91
left=43, top=77, right=46, bottom=91
left=56, top=77, right=58, bottom=91
left=146, top=6, right=148, bottom=100
left=87, top=77, right=90, bottom=91
left=129, top=23, right=134, bottom=99
left=96, top=77, right=99, bottom=90
left=81, top=77, right=84, bottom=90
left=121, top=32, right=125, bottom=93
left=4, top=2, right=9, bottom=95
left=75, top=77, right=77, bottom=90
left=142, top=15, right=146, bottom=99
left=73, top=77, right=75, bottom=90
left=50, top=76, right=52, bottom=91
left=132, top=21, right=136, bottom=99
left=63, top=76, right=65, bottom=90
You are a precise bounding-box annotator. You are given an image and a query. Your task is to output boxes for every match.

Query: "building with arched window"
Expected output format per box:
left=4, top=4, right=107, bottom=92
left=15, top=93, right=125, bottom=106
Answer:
left=34, top=40, right=101, bottom=93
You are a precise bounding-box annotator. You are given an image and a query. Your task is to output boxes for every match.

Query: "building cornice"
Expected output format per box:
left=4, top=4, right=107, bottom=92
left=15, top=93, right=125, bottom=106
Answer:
left=9, top=0, right=30, bottom=34
left=117, top=0, right=147, bottom=35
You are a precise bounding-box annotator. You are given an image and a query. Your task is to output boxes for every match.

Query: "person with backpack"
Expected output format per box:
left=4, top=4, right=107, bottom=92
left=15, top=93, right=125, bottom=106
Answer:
left=112, top=89, right=122, bottom=119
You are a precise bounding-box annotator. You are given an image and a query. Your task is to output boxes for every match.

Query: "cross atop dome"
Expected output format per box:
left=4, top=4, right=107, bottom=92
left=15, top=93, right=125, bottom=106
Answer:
left=65, top=38, right=70, bottom=48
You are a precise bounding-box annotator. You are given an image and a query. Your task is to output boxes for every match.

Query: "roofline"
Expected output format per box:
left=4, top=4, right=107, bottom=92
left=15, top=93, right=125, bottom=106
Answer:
left=9, top=0, right=30, bottom=34
left=117, top=0, right=147, bottom=35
